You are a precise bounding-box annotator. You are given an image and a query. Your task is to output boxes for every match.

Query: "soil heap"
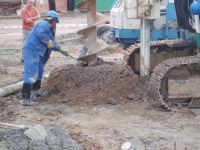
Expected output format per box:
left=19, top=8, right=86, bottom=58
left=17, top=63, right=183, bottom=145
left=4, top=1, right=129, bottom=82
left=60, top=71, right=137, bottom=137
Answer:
left=44, top=63, right=145, bottom=105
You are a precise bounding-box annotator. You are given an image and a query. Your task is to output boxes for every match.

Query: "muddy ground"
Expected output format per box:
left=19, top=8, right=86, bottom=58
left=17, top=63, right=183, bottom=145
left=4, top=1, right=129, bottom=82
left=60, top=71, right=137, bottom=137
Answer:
left=0, top=13, right=200, bottom=150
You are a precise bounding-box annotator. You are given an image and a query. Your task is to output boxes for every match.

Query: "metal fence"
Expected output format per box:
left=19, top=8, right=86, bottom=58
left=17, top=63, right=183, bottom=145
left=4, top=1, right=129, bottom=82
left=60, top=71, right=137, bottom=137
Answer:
left=0, top=0, right=22, bottom=16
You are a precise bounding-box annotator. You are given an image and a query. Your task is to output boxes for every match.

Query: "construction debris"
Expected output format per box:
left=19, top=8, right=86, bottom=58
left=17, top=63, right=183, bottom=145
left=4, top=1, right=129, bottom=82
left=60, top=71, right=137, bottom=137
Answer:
left=0, top=126, right=83, bottom=150
left=24, top=124, right=47, bottom=141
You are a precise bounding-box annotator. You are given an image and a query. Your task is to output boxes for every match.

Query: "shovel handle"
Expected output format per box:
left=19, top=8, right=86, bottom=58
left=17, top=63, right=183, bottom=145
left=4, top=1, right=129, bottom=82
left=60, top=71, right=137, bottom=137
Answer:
left=0, top=122, right=27, bottom=129
left=59, top=50, right=88, bottom=65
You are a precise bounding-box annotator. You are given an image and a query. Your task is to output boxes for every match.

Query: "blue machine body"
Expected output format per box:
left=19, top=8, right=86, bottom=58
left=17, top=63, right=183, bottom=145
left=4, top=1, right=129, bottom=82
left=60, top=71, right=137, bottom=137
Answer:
left=190, top=1, right=200, bottom=15
left=111, top=2, right=181, bottom=46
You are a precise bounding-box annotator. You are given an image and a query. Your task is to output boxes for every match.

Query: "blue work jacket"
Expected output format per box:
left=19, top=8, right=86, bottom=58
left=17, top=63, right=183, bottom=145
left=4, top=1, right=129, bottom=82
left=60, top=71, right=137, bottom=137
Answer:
left=24, top=20, right=55, bottom=57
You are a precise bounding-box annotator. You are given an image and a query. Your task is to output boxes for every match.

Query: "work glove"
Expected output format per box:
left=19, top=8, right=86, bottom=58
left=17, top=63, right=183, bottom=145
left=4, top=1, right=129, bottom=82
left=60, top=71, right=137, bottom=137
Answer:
left=54, top=44, right=61, bottom=51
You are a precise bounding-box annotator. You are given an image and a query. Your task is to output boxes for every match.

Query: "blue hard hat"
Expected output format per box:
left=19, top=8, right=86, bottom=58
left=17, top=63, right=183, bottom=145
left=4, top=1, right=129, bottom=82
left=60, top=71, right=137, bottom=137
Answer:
left=190, top=1, right=200, bottom=15
left=46, top=10, right=59, bottom=23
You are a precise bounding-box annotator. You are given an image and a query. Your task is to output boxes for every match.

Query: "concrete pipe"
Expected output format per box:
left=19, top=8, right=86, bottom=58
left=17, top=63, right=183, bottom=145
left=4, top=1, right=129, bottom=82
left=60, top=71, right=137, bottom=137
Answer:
left=0, top=81, right=23, bottom=97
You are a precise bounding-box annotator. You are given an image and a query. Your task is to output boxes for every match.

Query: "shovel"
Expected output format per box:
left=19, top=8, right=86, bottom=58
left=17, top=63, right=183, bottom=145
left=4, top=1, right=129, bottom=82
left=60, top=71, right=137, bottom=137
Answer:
left=59, top=50, right=88, bottom=66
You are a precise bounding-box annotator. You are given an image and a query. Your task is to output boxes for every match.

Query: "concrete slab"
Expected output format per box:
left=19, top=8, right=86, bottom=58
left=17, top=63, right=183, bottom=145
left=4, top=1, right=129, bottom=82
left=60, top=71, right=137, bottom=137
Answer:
left=24, top=124, right=47, bottom=141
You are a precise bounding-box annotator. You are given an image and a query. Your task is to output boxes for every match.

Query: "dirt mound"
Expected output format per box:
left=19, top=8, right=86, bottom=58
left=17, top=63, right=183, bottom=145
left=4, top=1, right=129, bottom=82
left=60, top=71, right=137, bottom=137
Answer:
left=44, top=63, right=145, bottom=105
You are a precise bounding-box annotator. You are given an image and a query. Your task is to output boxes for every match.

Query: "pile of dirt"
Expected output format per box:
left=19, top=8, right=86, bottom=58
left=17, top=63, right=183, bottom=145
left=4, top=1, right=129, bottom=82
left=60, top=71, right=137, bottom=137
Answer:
left=44, top=63, right=145, bottom=105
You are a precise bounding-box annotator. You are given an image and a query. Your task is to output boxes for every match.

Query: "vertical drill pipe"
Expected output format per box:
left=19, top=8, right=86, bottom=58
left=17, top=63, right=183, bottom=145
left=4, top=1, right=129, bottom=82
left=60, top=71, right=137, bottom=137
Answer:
left=87, top=0, right=97, bottom=55
left=140, top=19, right=150, bottom=78
left=194, top=15, right=200, bottom=33
left=76, top=0, right=107, bottom=65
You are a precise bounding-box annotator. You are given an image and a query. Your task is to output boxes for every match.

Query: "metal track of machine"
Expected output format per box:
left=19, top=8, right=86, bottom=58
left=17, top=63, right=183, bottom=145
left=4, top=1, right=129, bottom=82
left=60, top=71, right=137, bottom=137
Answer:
left=149, top=55, right=200, bottom=111
left=126, top=39, right=200, bottom=111
left=126, top=40, right=196, bottom=74
left=146, top=0, right=200, bottom=111
left=125, top=0, right=200, bottom=111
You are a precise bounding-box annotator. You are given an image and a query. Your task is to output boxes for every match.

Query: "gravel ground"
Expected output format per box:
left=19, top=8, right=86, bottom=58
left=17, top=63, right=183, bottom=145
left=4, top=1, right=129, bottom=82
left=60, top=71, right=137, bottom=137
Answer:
left=0, top=126, right=83, bottom=150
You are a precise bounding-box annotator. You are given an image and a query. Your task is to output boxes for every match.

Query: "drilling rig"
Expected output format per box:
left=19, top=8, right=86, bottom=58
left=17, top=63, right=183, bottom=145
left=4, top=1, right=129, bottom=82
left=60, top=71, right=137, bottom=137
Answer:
left=109, top=0, right=200, bottom=110
left=76, top=0, right=108, bottom=65
left=149, top=0, right=200, bottom=111
left=75, top=0, right=200, bottom=111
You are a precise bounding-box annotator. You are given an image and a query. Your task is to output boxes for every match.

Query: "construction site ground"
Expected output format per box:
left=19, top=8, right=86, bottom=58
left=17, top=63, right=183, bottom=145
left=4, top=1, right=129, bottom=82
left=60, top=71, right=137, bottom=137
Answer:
left=1, top=13, right=200, bottom=150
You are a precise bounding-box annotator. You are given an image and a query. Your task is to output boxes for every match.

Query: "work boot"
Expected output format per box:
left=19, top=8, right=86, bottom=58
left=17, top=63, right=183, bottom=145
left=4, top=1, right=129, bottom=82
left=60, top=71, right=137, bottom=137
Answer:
left=31, top=90, right=47, bottom=102
left=21, top=58, right=24, bottom=64
left=31, top=80, right=47, bottom=102
left=21, top=98, right=39, bottom=106
left=32, top=80, right=41, bottom=91
left=21, top=83, right=39, bottom=106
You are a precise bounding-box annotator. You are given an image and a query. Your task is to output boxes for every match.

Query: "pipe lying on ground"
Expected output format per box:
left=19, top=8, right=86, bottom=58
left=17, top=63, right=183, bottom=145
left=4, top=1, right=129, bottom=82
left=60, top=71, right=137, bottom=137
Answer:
left=0, top=74, right=49, bottom=97
left=0, top=81, right=23, bottom=97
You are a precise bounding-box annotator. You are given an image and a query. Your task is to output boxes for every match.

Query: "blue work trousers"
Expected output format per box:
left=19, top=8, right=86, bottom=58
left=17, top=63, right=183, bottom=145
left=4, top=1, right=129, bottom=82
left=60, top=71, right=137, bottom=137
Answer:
left=24, top=46, right=45, bottom=84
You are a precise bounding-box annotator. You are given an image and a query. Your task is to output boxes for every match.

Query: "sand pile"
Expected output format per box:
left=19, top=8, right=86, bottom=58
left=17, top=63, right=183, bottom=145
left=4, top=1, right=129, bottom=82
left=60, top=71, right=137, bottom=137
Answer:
left=44, top=63, right=145, bottom=105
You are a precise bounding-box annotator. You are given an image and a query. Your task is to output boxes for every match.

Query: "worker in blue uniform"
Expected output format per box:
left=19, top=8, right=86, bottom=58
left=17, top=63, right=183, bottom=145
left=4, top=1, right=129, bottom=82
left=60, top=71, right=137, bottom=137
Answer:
left=21, top=10, right=61, bottom=106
